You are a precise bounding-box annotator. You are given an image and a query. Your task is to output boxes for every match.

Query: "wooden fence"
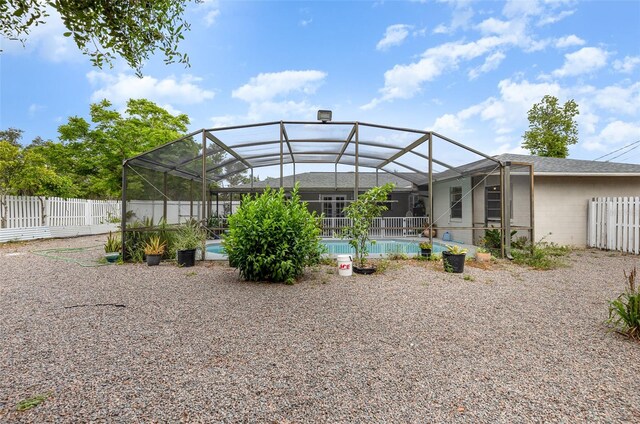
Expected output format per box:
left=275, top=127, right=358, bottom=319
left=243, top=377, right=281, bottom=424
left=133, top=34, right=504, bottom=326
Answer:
left=588, top=197, right=640, bottom=255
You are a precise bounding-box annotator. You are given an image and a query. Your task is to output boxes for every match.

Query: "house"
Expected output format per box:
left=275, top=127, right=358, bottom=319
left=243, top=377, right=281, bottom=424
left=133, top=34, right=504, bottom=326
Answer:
left=235, top=172, right=426, bottom=218
left=229, top=154, right=640, bottom=248
left=432, top=153, right=640, bottom=247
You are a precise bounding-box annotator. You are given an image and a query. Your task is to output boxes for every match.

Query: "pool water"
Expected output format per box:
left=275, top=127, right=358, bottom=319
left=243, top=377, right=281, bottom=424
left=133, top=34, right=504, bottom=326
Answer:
left=321, top=239, right=444, bottom=256
left=206, top=239, right=444, bottom=256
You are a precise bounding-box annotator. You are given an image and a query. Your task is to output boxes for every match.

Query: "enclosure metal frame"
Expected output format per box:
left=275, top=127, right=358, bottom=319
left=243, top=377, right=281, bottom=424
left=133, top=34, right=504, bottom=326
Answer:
left=121, top=120, right=525, bottom=259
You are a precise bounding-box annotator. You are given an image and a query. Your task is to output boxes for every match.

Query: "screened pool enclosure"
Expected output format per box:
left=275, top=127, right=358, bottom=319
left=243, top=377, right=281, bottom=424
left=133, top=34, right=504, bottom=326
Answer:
left=121, top=119, right=533, bottom=259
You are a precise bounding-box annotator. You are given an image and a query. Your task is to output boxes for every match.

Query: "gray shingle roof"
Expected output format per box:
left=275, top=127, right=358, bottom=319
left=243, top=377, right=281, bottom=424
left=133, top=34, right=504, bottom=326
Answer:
left=435, top=153, right=640, bottom=181
left=236, top=172, right=415, bottom=190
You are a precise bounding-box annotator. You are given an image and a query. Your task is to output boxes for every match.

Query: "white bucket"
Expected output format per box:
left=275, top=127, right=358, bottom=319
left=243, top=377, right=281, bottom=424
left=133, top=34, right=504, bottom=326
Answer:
left=337, top=255, right=353, bottom=276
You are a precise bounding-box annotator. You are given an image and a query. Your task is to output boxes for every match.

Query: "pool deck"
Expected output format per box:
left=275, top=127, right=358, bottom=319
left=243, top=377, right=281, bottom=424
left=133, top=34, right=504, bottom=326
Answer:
left=204, top=237, right=477, bottom=260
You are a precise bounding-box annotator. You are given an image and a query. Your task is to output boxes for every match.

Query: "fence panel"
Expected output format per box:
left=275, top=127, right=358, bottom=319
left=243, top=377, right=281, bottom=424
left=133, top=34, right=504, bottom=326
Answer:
left=588, top=197, right=640, bottom=255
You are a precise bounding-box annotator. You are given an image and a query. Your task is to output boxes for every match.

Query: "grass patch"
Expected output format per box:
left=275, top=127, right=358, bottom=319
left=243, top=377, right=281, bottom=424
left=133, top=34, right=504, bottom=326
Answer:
left=16, top=393, right=49, bottom=411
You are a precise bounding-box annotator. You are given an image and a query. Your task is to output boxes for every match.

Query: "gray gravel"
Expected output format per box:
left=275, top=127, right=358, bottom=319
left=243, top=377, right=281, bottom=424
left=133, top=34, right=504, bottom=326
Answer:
left=1, top=235, right=639, bottom=423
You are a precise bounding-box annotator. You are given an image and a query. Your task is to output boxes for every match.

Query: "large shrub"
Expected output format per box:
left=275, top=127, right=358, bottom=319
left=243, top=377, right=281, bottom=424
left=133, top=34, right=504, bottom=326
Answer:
left=223, top=184, right=324, bottom=283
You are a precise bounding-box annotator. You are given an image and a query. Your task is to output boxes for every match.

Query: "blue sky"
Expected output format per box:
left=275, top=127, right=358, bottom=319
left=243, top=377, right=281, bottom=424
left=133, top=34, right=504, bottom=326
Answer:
left=2, top=0, right=640, bottom=174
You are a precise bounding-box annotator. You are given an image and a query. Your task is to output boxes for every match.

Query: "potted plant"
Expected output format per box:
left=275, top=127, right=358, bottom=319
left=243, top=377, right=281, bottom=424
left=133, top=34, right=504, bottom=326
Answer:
left=174, top=222, right=204, bottom=267
left=443, top=244, right=468, bottom=273
left=143, top=236, right=166, bottom=266
left=341, top=183, right=395, bottom=274
left=104, top=231, right=121, bottom=263
left=475, top=247, right=491, bottom=262
left=418, top=241, right=432, bottom=258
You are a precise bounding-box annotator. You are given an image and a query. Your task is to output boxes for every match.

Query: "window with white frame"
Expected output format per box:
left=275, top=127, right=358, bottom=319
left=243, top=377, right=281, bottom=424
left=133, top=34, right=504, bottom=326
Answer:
left=450, top=186, right=462, bottom=219
left=321, top=195, right=346, bottom=218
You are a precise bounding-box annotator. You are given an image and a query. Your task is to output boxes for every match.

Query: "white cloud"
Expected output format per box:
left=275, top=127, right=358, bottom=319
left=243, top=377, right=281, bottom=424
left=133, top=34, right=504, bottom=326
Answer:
left=537, top=9, right=575, bottom=26
left=554, top=35, right=585, bottom=49
left=592, top=83, right=640, bottom=115
left=299, top=18, right=313, bottom=27
left=212, top=70, right=327, bottom=126
left=583, top=121, right=640, bottom=151
left=363, top=36, right=508, bottom=109
left=28, top=104, right=45, bottom=117
left=551, top=47, right=608, bottom=78
left=613, top=56, right=640, bottom=74
left=376, top=24, right=412, bottom=51
left=468, top=51, right=506, bottom=80
left=87, top=72, right=215, bottom=107
left=232, top=70, right=326, bottom=102
left=433, top=0, right=475, bottom=34
left=205, top=9, right=220, bottom=27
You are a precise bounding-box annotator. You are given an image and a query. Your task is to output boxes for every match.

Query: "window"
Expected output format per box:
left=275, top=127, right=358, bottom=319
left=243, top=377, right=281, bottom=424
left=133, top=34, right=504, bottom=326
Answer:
left=486, top=185, right=501, bottom=220
left=450, top=186, right=462, bottom=219
left=321, top=195, right=346, bottom=218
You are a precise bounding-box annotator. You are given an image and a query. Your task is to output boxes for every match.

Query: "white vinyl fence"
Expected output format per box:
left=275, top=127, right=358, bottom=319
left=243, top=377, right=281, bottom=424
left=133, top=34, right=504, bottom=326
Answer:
left=588, top=197, right=640, bottom=255
left=0, top=196, right=121, bottom=243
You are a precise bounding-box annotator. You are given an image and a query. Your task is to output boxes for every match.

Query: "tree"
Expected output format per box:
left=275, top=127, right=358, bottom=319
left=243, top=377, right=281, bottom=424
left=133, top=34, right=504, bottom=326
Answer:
left=0, top=140, right=77, bottom=197
left=1, top=0, right=196, bottom=76
left=56, top=99, right=191, bottom=198
left=522, top=95, right=579, bottom=158
left=0, top=128, right=24, bottom=147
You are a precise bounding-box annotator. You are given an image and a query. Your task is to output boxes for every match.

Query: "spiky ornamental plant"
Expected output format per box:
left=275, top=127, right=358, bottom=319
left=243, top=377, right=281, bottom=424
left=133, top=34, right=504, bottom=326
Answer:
left=607, top=267, right=640, bottom=340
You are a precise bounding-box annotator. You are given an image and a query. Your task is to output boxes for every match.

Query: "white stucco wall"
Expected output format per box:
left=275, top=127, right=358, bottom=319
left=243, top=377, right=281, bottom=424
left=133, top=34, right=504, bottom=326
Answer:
left=534, top=176, right=640, bottom=247
left=432, top=178, right=473, bottom=244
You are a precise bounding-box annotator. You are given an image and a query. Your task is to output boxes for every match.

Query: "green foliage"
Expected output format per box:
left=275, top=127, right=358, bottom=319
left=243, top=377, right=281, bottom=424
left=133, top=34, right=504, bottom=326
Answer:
left=522, top=95, right=579, bottom=158
left=174, top=221, right=205, bottom=251
left=607, top=267, right=640, bottom=340
left=224, top=184, right=324, bottom=283
left=1, top=0, right=195, bottom=76
left=419, top=241, right=432, bottom=250
left=446, top=244, right=468, bottom=255
left=56, top=99, right=190, bottom=198
left=341, top=183, right=395, bottom=267
left=511, top=240, right=571, bottom=270
left=463, top=274, right=474, bottom=281
left=16, top=393, right=49, bottom=411
left=104, top=232, right=121, bottom=253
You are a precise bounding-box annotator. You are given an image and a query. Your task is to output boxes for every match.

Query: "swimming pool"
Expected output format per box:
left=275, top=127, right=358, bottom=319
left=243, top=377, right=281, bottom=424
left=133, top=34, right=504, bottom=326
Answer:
left=206, top=239, right=445, bottom=257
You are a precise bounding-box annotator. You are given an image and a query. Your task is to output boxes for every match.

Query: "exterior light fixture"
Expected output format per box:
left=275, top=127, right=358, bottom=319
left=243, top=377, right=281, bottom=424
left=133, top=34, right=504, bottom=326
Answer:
left=317, top=110, right=332, bottom=123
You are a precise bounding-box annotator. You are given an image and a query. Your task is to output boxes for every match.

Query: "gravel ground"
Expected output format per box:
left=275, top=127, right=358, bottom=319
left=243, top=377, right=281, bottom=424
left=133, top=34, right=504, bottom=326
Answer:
left=1, top=235, right=639, bottom=423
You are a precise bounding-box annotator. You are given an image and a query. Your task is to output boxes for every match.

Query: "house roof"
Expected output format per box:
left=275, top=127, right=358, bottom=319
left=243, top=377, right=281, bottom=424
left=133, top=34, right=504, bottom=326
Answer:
left=435, top=153, right=640, bottom=181
left=236, top=172, right=415, bottom=191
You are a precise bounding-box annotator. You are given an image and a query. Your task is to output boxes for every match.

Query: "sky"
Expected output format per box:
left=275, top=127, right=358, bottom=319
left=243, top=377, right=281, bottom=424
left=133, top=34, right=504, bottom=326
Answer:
left=2, top=0, right=640, bottom=178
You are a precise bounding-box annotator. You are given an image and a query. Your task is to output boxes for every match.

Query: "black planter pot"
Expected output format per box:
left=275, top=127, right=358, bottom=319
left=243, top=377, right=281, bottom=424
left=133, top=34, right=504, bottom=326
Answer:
left=177, top=249, right=196, bottom=267
left=442, top=252, right=465, bottom=273
left=146, top=254, right=161, bottom=266
left=353, top=265, right=376, bottom=275
left=420, top=248, right=432, bottom=258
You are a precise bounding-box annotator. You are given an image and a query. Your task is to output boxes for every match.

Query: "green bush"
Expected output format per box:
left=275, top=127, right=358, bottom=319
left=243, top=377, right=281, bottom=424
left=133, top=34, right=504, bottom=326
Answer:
left=223, top=184, right=324, bottom=283
left=607, top=267, right=640, bottom=340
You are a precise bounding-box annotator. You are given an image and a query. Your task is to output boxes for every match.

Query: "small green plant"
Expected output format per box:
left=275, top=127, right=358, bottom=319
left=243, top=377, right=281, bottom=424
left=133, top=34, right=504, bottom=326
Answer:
left=476, top=246, right=488, bottom=253
left=445, top=244, right=468, bottom=255
left=463, top=274, right=474, bottom=281
left=16, top=393, right=49, bottom=411
left=174, top=221, right=204, bottom=251
left=104, top=231, right=121, bottom=253
left=224, top=184, right=325, bottom=283
left=341, top=183, right=395, bottom=268
left=375, top=258, right=391, bottom=274
left=607, top=267, right=640, bottom=340
left=143, top=236, right=166, bottom=256
left=419, top=241, right=432, bottom=250
left=511, top=239, right=570, bottom=270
